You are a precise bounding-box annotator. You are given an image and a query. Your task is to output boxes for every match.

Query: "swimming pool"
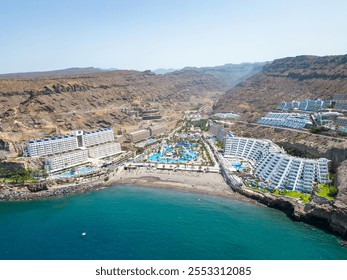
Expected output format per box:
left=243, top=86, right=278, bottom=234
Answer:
left=77, top=167, right=93, bottom=174
left=148, top=143, right=198, bottom=163
left=231, top=161, right=244, bottom=171
left=56, top=167, right=93, bottom=178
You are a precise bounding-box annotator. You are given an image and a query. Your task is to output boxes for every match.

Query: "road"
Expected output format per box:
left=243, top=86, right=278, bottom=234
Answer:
left=236, top=121, right=347, bottom=142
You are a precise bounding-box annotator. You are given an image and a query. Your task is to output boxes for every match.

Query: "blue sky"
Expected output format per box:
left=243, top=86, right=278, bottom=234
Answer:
left=0, top=0, right=346, bottom=73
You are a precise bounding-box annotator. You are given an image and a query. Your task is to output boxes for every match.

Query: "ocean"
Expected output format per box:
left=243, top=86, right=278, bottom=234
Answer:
left=0, top=185, right=346, bottom=260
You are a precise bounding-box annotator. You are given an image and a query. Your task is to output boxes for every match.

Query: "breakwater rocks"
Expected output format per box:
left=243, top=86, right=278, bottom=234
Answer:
left=0, top=183, right=104, bottom=201
left=236, top=188, right=347, bottom=239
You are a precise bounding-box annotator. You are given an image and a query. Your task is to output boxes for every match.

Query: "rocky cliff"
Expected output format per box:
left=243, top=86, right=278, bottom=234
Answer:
left=214, top=55, right=347, bottom=121
left=237, top=186, right=347, bottom=239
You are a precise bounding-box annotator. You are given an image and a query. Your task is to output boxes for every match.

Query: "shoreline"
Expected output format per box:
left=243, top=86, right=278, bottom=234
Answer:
left=1, top=168, right=347, bottom=239
left=0, top=169, right=258, bottom=206
left=112, top=178, right=259, bottom=206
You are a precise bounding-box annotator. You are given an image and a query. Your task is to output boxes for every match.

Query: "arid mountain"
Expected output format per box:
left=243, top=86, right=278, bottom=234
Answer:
left=0, top=69, right=223, bottom=157
left=0, top=67, right=113, bottom=79
left=214, top=55, right=347, bottom=121
left=152, top=68, right=179, bottom=75
left=182, top=62, right=266, bottom=88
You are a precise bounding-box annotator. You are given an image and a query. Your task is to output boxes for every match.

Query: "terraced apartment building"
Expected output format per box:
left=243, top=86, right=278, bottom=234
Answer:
left=224, top=131, right=330, bottom=193
left=25, top=128, right=122, bottom=173
left=277, top=99, right=331, bottom=112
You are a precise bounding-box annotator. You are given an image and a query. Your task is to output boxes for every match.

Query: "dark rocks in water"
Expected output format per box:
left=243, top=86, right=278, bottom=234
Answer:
left=235, top=187, right=347, bottom=240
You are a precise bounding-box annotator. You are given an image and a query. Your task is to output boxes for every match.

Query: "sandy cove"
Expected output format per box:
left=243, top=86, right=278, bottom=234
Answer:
left=0, top=168, right=258, bottom=205
left=109, top=168, right=259, bottom=204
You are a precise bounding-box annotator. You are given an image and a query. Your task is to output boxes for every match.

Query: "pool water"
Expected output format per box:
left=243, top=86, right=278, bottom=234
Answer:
left=148, top=143, right=198, bottom=163
left=231, top=162, right=244, bottom=171
left=56, top=167, right=93, bottom=178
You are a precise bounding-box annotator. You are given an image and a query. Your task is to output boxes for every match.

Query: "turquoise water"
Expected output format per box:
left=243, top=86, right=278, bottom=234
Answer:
left=0, top=185, right=346, bottom=260
left=148, top=143, right=198, bottom=163
left=57, top=167, right=93, bottom=178
left=231, top=162, right=244, bottom=171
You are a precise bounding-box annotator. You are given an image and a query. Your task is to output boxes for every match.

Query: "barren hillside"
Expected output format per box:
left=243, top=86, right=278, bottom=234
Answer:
left=0, top=69, right=223, bottom=157
left=214, top=55, right=347, bottom=121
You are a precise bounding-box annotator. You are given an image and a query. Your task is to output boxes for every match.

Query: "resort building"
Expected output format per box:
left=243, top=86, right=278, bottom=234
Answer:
left=149, top=125, right=166, bottom=137
left=129, top=129, right=151, bottom=143
left=335, top=117, right=347, bottom=133
left=213, top=112, right=239, bottom=119
left=142, top=114, right=162, bottom=120
left=26, top=135, right=78, bottom=157
left=208, top=121, right=225, bottom=142
left=224, top=132, right=272, bottom=164
left=277, top=99, right=331, bottom=112
left=26, top=128, right=115, bottom=157
left=313, top=112, right=342, bottom=127
left=333, top=94, right=347, bottom=112
left=44, top=149, right=89, bottom=173
left=224, top=131, right=330, bottom=193
left=25, top=127, right=122, bottom=173
left=80, top=128, right=115, bottom=147
left=256, top=112, right=313, bottom=130
left=335, top=117, right=347, bottom=127
left=88, top=142, right=122, bottom=159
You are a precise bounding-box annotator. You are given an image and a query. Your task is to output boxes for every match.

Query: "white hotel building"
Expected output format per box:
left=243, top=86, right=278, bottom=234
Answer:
left=224, top=131, right=330, bottom=193
left=26, top=128, right=122, bottom=173
left=26, top=135, right=78, bottom=157
left=88, top=142, right=121, bottom=159
left=44, top=149, right=89, bottom=173
left=80, top=128, right=115, bottom=147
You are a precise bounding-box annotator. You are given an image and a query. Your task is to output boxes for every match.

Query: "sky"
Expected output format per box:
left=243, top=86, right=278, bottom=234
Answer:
left=0, top=0, right=346, bottom=73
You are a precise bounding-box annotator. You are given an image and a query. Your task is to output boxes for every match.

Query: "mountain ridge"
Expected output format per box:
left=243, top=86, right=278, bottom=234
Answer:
left=0, top=67, right=117, bottom=79
left=0, top=69, right=224, bottom=158
left=181, top=62, right=266, bottom=88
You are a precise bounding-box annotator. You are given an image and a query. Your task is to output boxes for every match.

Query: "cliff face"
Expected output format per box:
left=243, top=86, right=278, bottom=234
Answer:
left=0, top=70, right=223, bottom=156
left=214, top=55, right=347, bottom=121
left=237, top=187, right=347, bottom=239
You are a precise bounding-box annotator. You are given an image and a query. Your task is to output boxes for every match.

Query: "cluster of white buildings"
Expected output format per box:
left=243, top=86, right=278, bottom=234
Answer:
left=129, top=125, right=167, bottom=143
left=25, top=128, right=122, bottom=173
left=274, top=96, right=347, bottom=133
left=213, top=112, right=239, bottom=119
left=313, top=111, right=347, bottom=132
left=277, top=99, right=331, bottom=112
left=224, top=131, right=330, bottom=193
left=257, top=112, right=313, bottom=130
left=333, top=94, right=347, bottom=112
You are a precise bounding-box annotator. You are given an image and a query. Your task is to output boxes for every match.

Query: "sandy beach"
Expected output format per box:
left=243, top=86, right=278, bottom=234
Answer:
left=109, top=168, right=258, bottom=204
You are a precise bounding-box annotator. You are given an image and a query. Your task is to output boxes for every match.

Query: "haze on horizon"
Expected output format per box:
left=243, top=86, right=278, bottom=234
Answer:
left=1, top=0, right=346, bottom=74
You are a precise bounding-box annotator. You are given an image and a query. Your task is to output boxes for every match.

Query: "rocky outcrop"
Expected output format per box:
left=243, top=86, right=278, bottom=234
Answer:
left=236, top=187, right=347, bottom=239
left=0, top=182, right=105, bottom=201
left=26, top=183, right=48, bottom=192
left=277, top=142, right=347, bottom=164
left=335, top=160, right=347, bottom=208
left=0, top=161, right=25, bottom=175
